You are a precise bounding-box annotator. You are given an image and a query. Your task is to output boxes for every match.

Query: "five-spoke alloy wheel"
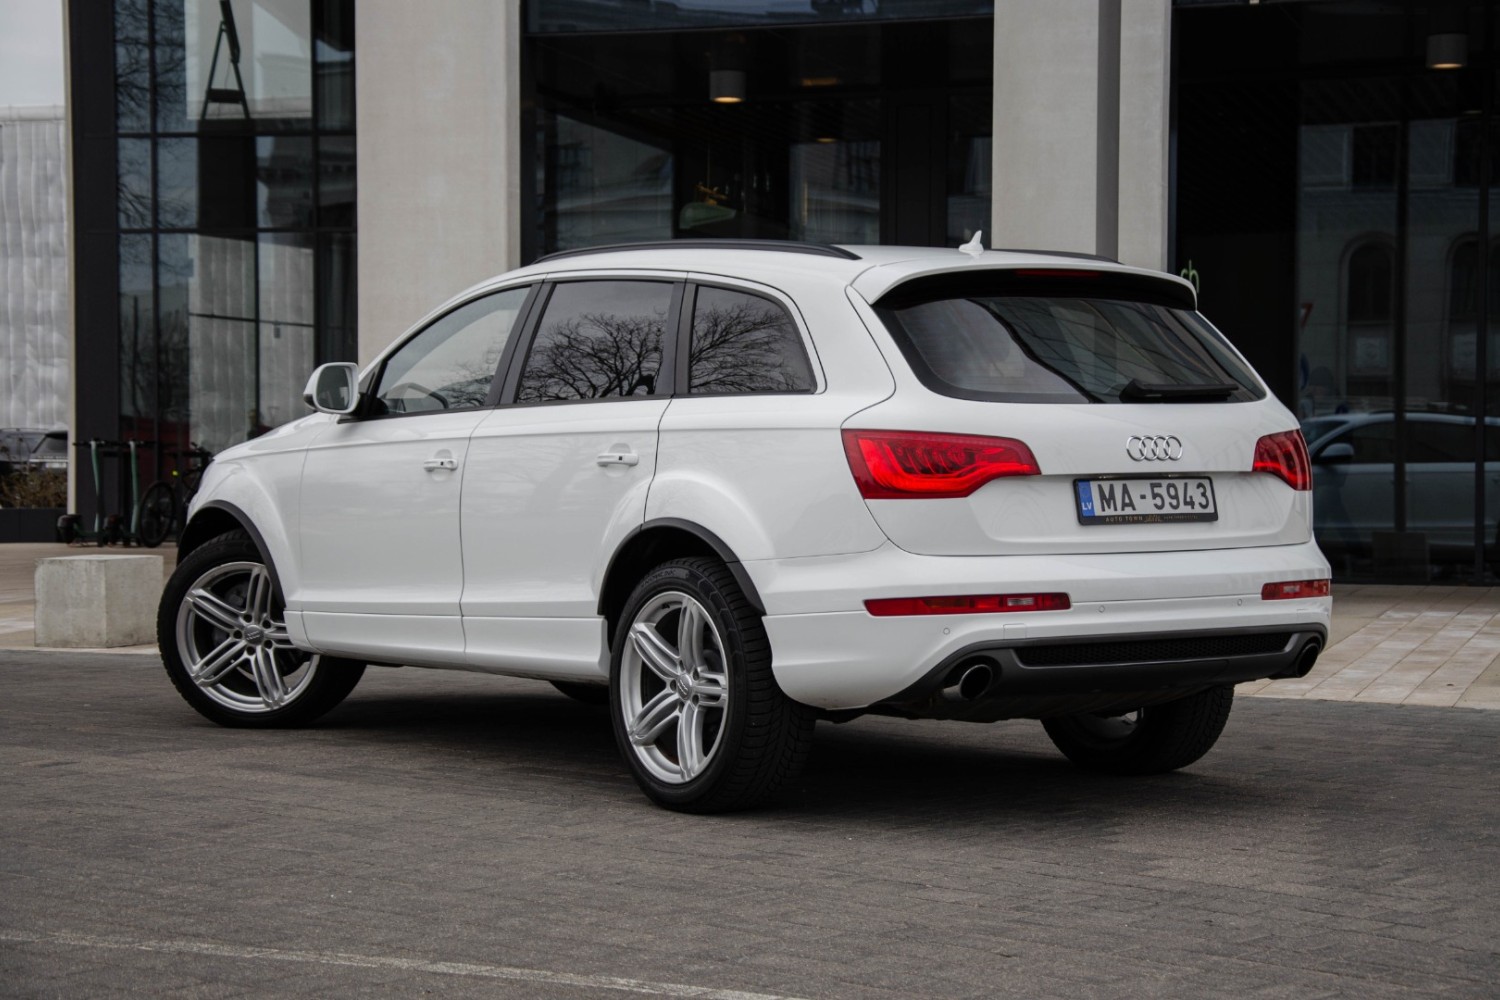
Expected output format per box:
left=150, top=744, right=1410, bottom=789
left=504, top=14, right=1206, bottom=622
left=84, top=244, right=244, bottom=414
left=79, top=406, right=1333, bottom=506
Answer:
left=610, top=557, right=814, bottom=813
left=159, top=530, right=364, bottom=727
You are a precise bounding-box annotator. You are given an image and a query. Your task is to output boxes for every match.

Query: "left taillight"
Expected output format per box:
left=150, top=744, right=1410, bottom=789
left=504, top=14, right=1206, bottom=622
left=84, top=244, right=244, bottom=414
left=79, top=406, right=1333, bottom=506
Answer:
left=1252, top=429, right=1312, bottom=491
left=842, top=430, right=1041, bottom=500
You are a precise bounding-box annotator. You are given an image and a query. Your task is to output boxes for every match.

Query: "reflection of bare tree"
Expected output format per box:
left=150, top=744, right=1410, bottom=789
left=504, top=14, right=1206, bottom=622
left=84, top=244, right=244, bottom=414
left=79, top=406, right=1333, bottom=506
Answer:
left=690, top=302, right=807, bottom=393
left=517, top=313, right=664, bottom=402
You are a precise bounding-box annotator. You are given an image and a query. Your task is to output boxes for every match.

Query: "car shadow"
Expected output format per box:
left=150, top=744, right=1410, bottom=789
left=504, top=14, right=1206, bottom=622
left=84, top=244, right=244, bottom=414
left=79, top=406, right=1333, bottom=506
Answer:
left=291, top=679, right=1289, bottom=826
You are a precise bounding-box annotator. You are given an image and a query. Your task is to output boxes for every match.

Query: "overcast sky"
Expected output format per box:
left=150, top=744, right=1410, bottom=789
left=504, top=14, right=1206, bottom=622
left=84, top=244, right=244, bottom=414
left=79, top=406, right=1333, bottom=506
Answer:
left=0, top=1, right=65, bottom=108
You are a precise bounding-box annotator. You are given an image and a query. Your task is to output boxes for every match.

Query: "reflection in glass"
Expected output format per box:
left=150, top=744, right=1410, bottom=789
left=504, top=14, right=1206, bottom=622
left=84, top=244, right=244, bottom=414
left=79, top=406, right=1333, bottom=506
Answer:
left=256, top=135, right=313, bottom=227
left=374, top=289, right=531, bottom=415
left=689, top=287, right=815, bottom=394
left=119, top=235, right=156, bottom=434
left=317, top=231, right=356, bottom=362
left=156, top=0, right=312, bottom=131
left=118, top=139, right=154, bottom=229
left=116, top=0, right=153, bottom=132
left=528, top=0, right=995, bottom=33
left=257, top=233, right=315, bottom=432
left=517, top=282, right=672, bottom=402
left=947, top=95, right=992, bottom=245
left=156, top=137, right=198, bottom=228
left=789, top=139, right=879, bottom=244
left=542, top=114, right=673, bottom=251
left=315, top=0, right=355, bottom=130
left=317, top=134, right=355, bottom=227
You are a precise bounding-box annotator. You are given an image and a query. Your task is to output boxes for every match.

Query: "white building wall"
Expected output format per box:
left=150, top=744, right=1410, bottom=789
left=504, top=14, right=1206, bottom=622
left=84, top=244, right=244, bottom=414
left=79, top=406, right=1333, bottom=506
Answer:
left=0, top=106, right=70, bottom=429
left=356, top=1, right=522, bottom=363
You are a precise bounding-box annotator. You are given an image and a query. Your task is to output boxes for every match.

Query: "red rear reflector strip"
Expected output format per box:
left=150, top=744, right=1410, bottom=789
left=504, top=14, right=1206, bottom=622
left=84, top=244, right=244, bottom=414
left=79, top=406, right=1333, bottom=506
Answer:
left=1261, top=579, right=1330, bottom=600
left=865, top=593, right=1071, bottom=617
left=842, top=430, right=1040, bottom=500
left=1252, top=429, right=1313, bottom=491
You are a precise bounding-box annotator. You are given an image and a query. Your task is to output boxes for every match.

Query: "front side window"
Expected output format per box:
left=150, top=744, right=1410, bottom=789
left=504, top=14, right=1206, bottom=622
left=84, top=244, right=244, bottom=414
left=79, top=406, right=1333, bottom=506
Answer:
left=875, top=274, right=1266, bottom=404
left=689, top=286, right=815, bottom=394
left=372, top=287, right=530, bottom=415
left=515, top=281, right=672, bottom=402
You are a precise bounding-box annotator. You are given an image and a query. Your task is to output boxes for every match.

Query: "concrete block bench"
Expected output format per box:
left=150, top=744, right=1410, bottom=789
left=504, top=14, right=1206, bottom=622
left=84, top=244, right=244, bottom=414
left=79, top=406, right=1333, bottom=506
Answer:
left=35, top=555, right=164, bottom=648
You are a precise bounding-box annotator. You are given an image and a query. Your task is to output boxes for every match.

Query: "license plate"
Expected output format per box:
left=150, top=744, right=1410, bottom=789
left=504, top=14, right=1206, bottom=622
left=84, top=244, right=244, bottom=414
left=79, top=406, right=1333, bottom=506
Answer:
left=1074, top=477, right=1218, bottom=525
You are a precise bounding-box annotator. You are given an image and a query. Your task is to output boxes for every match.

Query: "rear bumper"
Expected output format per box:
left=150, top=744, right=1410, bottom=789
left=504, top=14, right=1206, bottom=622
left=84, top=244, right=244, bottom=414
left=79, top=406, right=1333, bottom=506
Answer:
left=873, top=625, right=1326, bottom=722
left=752, top=539, right=1332, bottom=711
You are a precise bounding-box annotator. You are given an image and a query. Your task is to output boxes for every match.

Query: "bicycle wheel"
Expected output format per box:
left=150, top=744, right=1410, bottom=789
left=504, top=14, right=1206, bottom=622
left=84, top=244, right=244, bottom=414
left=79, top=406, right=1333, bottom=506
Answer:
left=137, top=481, right=178, bottom=548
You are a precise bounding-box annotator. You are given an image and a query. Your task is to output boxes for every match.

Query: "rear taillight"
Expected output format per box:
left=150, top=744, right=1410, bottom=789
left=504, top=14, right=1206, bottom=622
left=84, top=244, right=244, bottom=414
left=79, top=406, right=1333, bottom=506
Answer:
left=842, top=430, right=1040, bottom=500
left=1252, top=429, right=1312, bottom=491
left=865, top=593, right=1071, bottom=617
left=1261, top=579, right=1330, bottom=600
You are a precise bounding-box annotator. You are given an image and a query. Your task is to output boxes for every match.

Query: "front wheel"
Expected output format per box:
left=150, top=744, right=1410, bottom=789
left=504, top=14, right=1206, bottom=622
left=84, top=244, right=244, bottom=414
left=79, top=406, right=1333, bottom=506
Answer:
left=157, top=530, right=364, bottom=727
left=610, top=557, right=815, bottom=813
left=1041, top=685, right=1234, bottom=775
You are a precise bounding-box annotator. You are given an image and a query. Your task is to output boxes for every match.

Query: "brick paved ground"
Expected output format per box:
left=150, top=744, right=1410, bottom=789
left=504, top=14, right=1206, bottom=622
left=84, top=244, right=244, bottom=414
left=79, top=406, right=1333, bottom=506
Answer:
left=2, top=652, right=1496, bottom=999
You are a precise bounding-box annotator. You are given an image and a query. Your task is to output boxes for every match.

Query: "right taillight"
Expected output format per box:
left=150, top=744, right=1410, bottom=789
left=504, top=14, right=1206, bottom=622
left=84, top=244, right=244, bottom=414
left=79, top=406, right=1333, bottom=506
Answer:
left=1252, top=429, right=1312, bottom=491
left=842, top=430, right=1040, bottom=499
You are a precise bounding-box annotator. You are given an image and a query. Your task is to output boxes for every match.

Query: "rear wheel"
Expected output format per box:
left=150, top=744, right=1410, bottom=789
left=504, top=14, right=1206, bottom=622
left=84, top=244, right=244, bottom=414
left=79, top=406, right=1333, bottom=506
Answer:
left=610, top=557, right=815, bottom=813
left=158, top=530, right=364, bottom=727
left=1041, top=685, right=1234, bottom=775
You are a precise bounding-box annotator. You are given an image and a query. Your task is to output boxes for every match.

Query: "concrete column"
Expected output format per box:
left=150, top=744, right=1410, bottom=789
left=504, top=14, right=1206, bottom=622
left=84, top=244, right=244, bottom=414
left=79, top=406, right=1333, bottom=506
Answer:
left=356, top=2, right=522, bottom=363
left=1117, top=0, right=1172, bottom=272
left=991, top=0, right=1171, bottom=272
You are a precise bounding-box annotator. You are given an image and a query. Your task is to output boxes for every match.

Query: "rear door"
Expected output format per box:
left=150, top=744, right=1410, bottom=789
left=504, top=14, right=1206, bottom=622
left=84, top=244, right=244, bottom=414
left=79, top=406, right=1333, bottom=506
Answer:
left=459, top=277, right=678, bottom=677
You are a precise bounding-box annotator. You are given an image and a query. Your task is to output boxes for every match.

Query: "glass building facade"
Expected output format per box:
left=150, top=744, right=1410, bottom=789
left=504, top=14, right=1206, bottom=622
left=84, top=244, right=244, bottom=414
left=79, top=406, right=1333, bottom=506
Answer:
left=522, top=1, right=994, bottom=258
left=1176, top=0, right=1500, bottom=582
left=75, top=0, right=356, bottom=476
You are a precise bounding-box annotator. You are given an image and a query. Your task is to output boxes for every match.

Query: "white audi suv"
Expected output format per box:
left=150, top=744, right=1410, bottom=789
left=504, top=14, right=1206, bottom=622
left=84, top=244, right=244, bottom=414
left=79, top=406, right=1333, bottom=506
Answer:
left=158, top=239, right=1332, bottom=812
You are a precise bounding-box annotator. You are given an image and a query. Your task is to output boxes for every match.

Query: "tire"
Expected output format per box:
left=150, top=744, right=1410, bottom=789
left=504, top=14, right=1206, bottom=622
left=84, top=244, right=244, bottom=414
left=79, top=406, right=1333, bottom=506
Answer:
left=609, top=557, right=815, bottom=813
left=551, top=680, right=609, bottom=705
left=1041, top=685, right=1234, bottom=775
left=137, top=482, right=176, bottom=548
left=157, top=530, right=365, bottom=728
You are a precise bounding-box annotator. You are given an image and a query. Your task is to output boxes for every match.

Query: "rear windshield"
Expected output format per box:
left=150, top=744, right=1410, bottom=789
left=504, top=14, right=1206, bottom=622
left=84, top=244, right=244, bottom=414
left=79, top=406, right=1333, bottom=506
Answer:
left=873, top=274, right=1265, bottom=404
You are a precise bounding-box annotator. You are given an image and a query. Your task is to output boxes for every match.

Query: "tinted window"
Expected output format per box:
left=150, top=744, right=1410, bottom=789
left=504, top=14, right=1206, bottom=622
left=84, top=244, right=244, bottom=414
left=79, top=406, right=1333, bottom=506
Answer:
left=1338, top=420, right=1477, bottom=464
left=690, top=286, right=815, bottom=394
left=875, top=276, right=1265, bottom=404
left=516, top=281, right=672, bottom=402
left=373, top=287, right=530, bottom=415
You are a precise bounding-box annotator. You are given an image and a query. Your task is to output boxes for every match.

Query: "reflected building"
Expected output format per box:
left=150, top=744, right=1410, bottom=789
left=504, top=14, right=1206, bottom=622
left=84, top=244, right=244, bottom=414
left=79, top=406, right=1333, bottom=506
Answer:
left=63, top=0, right=1500, bottom=582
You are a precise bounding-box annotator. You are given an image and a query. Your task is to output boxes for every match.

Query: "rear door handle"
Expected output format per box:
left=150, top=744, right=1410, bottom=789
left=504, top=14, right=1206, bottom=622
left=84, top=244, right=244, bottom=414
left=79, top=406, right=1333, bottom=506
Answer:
left=423, top=457, right=458, bottom=472
left=596, top=451, right=640, bottom=467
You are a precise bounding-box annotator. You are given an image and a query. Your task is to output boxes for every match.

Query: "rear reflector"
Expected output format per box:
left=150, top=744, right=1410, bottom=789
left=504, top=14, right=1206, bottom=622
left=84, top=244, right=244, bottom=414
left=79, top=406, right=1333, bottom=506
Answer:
left=865, top=593, right=1071, bottom=617
left=842, top=429, right=1040, bottom=499
left=1253, top=429, right=1313, bottom=491
left=1261, top=579, right=1330, bottom=600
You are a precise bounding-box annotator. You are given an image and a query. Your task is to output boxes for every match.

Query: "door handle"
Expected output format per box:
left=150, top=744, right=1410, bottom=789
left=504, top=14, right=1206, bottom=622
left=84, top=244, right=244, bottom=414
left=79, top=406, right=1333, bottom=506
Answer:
left=423, top=457, right=458, bottom=472
left=596, top=451, right=640, bottom=467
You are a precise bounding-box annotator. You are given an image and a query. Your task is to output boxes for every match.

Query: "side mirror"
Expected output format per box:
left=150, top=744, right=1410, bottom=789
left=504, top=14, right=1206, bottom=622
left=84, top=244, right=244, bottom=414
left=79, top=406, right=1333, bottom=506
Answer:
left=1316, top=442, right=1355, bottom=464
left=303, top=362, right=361, bottom=416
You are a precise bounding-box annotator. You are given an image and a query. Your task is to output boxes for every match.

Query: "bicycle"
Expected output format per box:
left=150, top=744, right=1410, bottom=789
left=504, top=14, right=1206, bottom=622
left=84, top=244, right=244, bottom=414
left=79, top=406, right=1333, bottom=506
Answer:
left=137, top=445, right=214, bottom=548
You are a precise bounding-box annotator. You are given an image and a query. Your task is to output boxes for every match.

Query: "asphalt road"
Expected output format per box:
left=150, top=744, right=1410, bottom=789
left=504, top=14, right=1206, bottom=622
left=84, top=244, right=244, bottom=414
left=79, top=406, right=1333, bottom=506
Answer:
left=2, top=651, right=1497, bottom=999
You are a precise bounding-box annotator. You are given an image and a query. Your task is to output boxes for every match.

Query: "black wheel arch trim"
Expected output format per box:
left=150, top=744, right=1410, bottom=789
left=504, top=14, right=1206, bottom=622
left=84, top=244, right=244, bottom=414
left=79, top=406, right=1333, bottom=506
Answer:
left=179, top=500, right=286, bottom=601
left=601, top=518, right=766, bottom=616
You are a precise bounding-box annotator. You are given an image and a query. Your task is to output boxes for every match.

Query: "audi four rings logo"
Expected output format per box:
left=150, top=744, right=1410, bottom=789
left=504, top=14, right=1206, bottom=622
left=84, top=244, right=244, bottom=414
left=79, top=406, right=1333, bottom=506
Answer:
left=1126, top=435, right=1184, bottom=461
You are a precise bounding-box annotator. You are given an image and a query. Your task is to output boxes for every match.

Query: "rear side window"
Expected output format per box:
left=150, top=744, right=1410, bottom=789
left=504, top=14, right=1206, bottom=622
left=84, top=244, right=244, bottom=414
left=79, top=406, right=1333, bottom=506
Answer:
left=874, top=273, right=1266, bottom=404
left=515, top=280, right=672, bottom=402
left=689, top=286, right=815, bottom=394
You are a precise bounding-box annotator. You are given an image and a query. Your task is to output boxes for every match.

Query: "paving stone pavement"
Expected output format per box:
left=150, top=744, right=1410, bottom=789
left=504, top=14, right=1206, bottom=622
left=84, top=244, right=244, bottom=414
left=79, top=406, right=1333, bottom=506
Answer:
left=1, top=652, right=1496, bottom=999
left=4, top=544, right=1500, bottom=708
